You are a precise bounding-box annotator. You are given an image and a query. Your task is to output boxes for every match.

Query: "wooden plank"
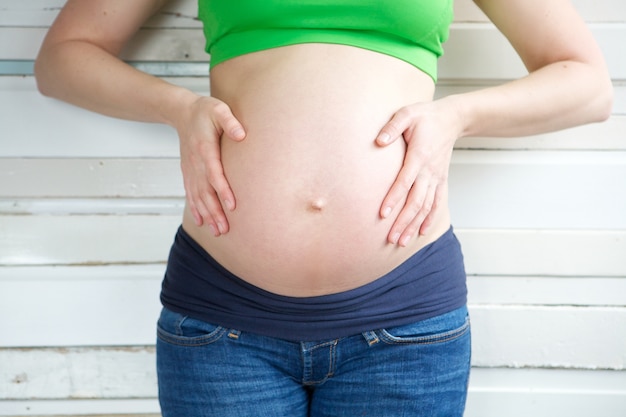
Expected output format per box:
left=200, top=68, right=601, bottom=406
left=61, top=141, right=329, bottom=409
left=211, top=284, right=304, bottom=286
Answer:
left=2, top=265, right=625, bottom=309
left=0, top=215, right=180, bottom=266
left=2, top=367, right=624, bottom=417
left=0, top=160, right=183, bottom=197
left=0, top=399, right=161, bottom=416
left=2, top=266, right=626, bottom=367
left=0, top=347, right=157, bottom=400
left=2, top=272, right=624, bottom=349
left=453, top=116, right=626, bottom=150
left=2, top=152, right=625, bottom=229
left=0, top=265, right=164, bottom=347
left=0, top=28, right=206, bottom=61
left=1, top=369, right=624, bottom=416
left=1, top=24, right=624, bottom=79
left=1, top=78, right=624, bottom=160
left=0, top=199, right=184, bottom=216
left=1, top=0, right=621, bottom=27
left=468, top=276, right=626, bottom=307
left=458, top=228, right=626, bottom=277
left=0, top=0, right=200, bottom=28
left=2, top=153, right=625, bottom=230
left=439, top=23, right=626, bottom=80
left=448, top=150, right=626, bottom=230
left=454, top=0, right=626, bottom=23
left=470, top=305, right=626, bottom=369
left=466, top=368, right=626, bottom=417
left=1, top=215, right=625, bottom=274
left=0, top=266, right=624, bottom=347
left=0, top=349, right=624, bottom=403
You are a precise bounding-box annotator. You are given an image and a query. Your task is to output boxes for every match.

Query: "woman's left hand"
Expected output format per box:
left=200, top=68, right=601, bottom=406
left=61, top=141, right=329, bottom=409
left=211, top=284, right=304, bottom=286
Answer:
left=376, top=98, right=461, bottom=246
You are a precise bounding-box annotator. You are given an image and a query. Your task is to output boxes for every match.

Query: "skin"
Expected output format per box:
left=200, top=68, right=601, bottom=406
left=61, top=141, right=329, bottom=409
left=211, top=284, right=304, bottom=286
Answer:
left=34, top=0, right=612, bottom=290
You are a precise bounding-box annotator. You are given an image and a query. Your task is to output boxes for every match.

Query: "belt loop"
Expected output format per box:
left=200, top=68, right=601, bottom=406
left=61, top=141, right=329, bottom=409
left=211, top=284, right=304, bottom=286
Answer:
left=362, top=331, right=380, bottom=346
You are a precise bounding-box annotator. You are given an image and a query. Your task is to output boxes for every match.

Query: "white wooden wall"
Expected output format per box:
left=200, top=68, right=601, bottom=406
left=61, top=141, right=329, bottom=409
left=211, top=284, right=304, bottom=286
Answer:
left=0, top=0, right=625, bottom=415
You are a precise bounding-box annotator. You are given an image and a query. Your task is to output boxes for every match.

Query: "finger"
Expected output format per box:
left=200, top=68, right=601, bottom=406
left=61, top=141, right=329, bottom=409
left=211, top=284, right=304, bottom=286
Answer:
left=387, top=174, right=431, bottom=245
left=187, top=198, right=203, bottom=227
left=419, top=183, right=447, bottom=236
left=211, top=100, right=246, bottom=141
left=197, top=189, right=229, bottom=235
left=376, top=107, right=413, bottom=146
left=397, top=183, right=437, bottom=247
left=380, top=159, right=420, bottom=219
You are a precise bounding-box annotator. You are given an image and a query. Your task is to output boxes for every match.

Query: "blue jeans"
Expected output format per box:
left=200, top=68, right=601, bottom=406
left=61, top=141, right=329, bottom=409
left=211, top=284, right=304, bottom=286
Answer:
left=156, top=305, right=471, bottom=417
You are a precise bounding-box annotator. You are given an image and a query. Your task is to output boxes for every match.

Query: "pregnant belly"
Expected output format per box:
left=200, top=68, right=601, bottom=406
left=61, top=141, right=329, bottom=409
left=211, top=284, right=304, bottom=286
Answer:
left=182, top=44, right=450, bottom=296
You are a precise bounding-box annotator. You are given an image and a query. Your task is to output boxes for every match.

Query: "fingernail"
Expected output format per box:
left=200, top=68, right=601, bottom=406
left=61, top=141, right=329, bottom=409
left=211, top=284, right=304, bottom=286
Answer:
left=382, top=206, right=392, bottom=218
left=400, top=235, right=412, bottom=247
left=378, top=133, right=390, bottom=144
left=232, top=128, right=245, bottom=138
left=224, top=199, right=234, bottom=211
left=217, top=221, right=227, bottom=234
left=208, top=224, right=219, bottom=236
left=391, top=232, right=400, bottom=245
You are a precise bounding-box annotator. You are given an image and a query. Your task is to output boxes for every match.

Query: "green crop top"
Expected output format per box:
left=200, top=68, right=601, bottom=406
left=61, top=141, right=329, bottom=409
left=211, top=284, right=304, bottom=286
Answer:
left=198, top=0, right=453, bottom=82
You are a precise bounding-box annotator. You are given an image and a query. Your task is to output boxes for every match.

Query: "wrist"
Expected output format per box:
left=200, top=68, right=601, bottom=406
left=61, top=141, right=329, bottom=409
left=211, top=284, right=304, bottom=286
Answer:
left=161, top=85, right=201, bottom=130
left=438, top=94, right=468, bottom=141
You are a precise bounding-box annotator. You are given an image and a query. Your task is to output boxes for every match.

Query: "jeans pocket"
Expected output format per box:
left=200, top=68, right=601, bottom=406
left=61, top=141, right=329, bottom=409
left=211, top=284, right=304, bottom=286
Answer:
left=378, top=307, right=470, bottom=345
left=157, top=307, right=227, bottom=346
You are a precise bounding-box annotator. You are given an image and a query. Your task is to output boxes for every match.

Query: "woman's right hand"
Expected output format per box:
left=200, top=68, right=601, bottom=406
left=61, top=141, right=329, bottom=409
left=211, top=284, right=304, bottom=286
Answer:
left=175, top=95, right=246, bottom=237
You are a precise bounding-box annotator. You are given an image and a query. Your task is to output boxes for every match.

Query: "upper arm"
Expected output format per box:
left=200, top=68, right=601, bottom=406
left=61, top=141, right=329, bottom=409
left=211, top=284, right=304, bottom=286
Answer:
left=40, top=0, right=169, bottom=56
left=473, top=0, right=607, bottom=72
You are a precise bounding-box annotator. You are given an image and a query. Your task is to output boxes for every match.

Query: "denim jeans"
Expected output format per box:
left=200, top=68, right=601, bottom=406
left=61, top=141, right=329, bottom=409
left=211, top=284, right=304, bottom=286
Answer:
left=156, top=305, right=471, bottom=417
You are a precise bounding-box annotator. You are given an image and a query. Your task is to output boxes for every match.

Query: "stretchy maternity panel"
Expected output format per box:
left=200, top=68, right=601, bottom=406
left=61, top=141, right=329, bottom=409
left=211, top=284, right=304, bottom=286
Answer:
left=160, top=226, right=467, bottom=341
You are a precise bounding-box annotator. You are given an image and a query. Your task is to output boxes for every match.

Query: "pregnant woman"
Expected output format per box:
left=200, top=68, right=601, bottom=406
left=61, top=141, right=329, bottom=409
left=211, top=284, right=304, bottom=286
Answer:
left=35, top=1, right=612, bottom=415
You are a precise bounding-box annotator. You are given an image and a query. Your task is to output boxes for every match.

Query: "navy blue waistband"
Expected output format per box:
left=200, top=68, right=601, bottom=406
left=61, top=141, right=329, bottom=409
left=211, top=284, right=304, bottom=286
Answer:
left=160, top=226, right=467, bottom=341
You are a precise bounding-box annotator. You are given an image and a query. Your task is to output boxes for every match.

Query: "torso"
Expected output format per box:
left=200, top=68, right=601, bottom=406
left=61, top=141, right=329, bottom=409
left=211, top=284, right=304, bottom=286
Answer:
left=183, top=43, right=451, bottom=297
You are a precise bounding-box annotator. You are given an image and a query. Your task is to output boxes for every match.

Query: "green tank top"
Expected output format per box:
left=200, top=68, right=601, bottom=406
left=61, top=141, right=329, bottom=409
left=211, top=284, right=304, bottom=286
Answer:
left=198, top=0, right=453, bottom=82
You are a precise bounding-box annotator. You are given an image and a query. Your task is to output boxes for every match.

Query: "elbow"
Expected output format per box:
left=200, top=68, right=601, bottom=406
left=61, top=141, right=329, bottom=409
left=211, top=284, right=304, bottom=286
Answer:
left=594, top=78, right=614, bottom=123
left=33, top=54, right=54, bottom=97
left=587, top=65, right=614, bottom=123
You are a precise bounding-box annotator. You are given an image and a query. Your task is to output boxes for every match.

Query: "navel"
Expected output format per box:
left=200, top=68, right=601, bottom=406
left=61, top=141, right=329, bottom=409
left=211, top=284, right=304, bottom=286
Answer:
left=309, top=198, right=327, bottom=212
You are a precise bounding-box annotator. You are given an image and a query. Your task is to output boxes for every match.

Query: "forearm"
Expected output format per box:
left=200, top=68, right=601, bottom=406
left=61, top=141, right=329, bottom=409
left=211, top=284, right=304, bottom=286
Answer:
left=449, top=59, right=613, bottom=139
left=34, top=39, right=198, bottom=128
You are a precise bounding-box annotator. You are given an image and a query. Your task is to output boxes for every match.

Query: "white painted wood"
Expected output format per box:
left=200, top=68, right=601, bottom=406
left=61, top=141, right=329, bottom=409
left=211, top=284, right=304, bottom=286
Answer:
left=1, top=0, right=620, bottom=27
left=0, top=87, right=182, bottom=158
left=470, top=305, right=626, bottom=369
left=2, top=24, right=625, bottom=79
left=0, top=0, right=201, bottom=28
left=454, top=116, right=626, bottom=150
left=2, top=265, right=625, bottom=309
left=0, top=353, right=626, bottom=417
left=0, top=215, right=180, bottom=265
left=0, top=198, right=184, bottom=216
left=1, top=151, right=625, bottom=229
left=2, top=265, right=625, bottom=368
left=1, top=215, right=625, bottom=273
left=468, top=276, right=626, bottom=307
left=0, top=399, right=161, bottom=416
left=1, top=78, right=624, bottom=160
left=454, top=0, right=626, bottom=23
left=0, top=265, right=164, bottom=347
left=459, top=229, right=626, bottom=277
left=466, top=368, right=626, bottom=417
left=0, top=160, right=183, bottom=197
left=0, top=347, right=157, bottom=400
left=449, top=150, right=626, bottom=229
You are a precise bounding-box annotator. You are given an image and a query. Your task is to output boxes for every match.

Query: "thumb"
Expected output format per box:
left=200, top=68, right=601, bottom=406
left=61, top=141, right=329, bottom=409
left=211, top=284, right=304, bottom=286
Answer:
left=375, top=108, right=412, bottom=147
